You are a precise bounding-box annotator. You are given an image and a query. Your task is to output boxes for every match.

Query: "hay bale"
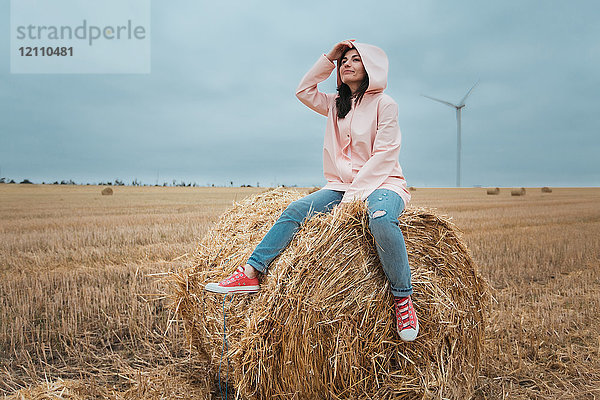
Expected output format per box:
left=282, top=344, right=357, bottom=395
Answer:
left=170, top=188, right=488, bottom=399
left=409, top=186, right=416, bottom=191
left=511, top=187, right=526, bottom=196
left=486, top=187, right=500, bottom=195
left=101, top=187, right=113, bottom=196
left=541, top=186, right=552, bottom=193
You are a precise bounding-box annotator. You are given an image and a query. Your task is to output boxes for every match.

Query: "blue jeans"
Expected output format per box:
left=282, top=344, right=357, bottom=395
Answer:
left=247, top=189, right=413, bottom=297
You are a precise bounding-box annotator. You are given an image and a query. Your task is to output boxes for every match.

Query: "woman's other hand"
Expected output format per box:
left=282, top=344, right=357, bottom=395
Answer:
left=326, top=39, right=355, bottom=63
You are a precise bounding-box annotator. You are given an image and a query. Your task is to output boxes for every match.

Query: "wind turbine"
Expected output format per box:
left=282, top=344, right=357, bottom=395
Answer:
left=422, top=80, right=479, bottom=187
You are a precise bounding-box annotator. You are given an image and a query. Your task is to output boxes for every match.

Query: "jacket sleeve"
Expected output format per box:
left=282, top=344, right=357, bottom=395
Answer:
left=295, top=54, right=337, bottom=117
left=341, top=101, right=401, bottom=203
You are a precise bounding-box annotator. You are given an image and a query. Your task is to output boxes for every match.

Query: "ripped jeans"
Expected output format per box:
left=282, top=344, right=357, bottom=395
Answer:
left=247, top=188, right=412, bottom=297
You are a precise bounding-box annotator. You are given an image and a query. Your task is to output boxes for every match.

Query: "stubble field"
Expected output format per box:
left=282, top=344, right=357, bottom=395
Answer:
left=1, top=184, right=599, bottom=399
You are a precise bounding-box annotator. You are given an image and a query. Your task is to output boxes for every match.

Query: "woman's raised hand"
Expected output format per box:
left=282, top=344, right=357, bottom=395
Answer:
left=326, top=40, right=355, bottom=62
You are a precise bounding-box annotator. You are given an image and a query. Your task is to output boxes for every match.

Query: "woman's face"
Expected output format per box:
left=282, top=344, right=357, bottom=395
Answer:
left=339, top=49, right=366, bottom=87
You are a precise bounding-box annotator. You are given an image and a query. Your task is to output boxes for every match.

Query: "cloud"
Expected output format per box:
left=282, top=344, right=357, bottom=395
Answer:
left=1, top=0, right=599, bottom=187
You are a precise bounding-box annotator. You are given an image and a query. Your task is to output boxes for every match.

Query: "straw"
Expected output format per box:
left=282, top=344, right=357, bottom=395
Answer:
left=168, top=187, right=489, bottom=399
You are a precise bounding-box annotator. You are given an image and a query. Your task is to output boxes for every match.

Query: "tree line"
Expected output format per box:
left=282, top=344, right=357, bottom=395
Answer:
left=0, top=177, right=268, bottom=188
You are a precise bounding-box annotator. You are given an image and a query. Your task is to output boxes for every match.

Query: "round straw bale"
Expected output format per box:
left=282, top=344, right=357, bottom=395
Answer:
left=541, top=186, right=552, bottom=193
left=101, top=187, right=113, bottom=196
left=170, top=188, right=488, bottom=399
left=409, top=186, right=416, bottom=191
left=510, top=187, right=526, bottom=196
left=486, top=187, right=500, bottom=195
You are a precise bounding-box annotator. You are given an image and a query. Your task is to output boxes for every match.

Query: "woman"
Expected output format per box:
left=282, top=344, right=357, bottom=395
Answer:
left=206, top=40, right=418, bottom=342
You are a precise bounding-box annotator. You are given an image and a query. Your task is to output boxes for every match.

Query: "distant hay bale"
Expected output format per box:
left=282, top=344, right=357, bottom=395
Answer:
left=541, top=186, right=552, bottom=193
left=308, top=186, right=321, bottom=194
left=169, top=188, right=488, bottom=399
left=486, top=187, right=500, bottom=195
left=409, top=186, right=416, bottom=191
left=511, top=187, right=526, bottom=196
left=101, top=187, right=113, bottom=196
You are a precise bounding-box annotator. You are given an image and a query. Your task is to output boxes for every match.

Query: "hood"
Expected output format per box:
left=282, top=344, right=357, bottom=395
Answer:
left=336, top=42, right=388, bottom=94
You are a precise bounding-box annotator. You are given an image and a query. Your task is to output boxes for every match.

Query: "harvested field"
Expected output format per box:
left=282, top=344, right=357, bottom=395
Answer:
left=1, top=185, right=599, bottom=399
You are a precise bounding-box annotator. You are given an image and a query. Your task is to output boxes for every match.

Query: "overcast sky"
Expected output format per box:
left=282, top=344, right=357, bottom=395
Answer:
left=1, top=1, right=599, bottom=187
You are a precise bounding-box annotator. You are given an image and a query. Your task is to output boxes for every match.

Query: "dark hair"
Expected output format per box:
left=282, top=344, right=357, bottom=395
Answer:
left=335, top=47, right=369, bottom=119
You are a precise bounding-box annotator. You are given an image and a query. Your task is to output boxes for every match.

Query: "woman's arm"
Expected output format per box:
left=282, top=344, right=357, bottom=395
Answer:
left=295, top=55, right=337, bottom=117
left=341, top=100, right=402, bottom=203
left=295, top=40, right=355, bottom=117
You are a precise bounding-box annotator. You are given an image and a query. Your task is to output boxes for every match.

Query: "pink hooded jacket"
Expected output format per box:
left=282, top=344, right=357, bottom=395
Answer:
left=295, top=42, right=411, bottom=206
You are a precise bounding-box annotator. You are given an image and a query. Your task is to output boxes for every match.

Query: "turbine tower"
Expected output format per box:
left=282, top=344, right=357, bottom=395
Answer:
left=422, top=81, right=478, bottom=187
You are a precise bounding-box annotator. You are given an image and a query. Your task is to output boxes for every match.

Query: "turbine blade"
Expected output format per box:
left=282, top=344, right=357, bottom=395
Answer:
left=458, top=80, right=479, bottom=106
left=421, top=94, right=457, bottom=108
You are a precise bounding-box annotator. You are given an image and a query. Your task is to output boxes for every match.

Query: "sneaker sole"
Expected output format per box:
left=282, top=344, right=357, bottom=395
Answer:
left=399, top=321, right=419, bottom=342
left=205, top=283, right=260, bottom=294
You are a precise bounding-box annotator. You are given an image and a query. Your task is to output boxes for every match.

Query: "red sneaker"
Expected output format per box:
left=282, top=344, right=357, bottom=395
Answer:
left=395, top=295, right=419, bottom=342
left=205, top=266, right=260, bottom=294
